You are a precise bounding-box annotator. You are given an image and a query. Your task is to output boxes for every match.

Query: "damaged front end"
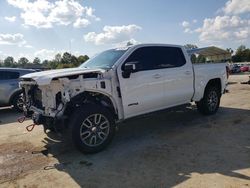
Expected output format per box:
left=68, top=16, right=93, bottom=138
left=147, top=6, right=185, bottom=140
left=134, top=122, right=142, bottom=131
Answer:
left=20, top=69, right=113, bottom=132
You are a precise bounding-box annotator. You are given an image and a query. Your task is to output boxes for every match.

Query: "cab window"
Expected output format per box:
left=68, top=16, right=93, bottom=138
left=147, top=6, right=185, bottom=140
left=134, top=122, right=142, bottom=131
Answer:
left=124, top=46, right=186, bottom=71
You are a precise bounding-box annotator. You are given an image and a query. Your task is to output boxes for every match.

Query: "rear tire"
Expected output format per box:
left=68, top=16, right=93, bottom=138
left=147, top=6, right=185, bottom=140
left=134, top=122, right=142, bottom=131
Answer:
left=196, top=86, right=221, bottom=115
left=69, top=104, right=116, bottom=154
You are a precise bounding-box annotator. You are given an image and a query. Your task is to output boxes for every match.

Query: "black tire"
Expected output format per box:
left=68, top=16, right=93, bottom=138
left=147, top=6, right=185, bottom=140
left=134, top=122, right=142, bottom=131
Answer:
left=196, top=86, right=221, bottom=115
left=69, top=104, right=116, bottom=154
left=12, top=94, right=24, bottom=112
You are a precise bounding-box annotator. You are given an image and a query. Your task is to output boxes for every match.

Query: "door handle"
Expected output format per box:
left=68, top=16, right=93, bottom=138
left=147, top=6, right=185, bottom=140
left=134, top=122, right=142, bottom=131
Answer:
left=185, top=71, right=192, bottom=75
left=153, top=74, right=162, bottom=79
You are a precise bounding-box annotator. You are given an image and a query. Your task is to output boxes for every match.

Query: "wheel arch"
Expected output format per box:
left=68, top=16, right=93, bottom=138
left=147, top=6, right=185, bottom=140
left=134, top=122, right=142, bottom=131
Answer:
left=196, top=78, right=221, bottom=115
left=65, top=91, right=119, bottom=120
left=193, top=78, right=222, bottom=102
left=204, top=78, right=222, bottom=95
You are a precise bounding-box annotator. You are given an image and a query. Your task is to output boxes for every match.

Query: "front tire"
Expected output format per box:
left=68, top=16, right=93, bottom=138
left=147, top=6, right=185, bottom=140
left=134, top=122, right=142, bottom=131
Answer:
left=70, top=104, right=116, bottom=154
left=196, top=86, right=221, bottom=115
left=12, top=94, right=24, bottom=112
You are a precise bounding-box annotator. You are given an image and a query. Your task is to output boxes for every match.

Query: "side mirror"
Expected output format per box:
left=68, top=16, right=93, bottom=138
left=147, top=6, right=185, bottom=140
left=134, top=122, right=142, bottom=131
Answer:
left=122, top=61, right=138, bottom=78
left=124, top=62, right=136, bottom=71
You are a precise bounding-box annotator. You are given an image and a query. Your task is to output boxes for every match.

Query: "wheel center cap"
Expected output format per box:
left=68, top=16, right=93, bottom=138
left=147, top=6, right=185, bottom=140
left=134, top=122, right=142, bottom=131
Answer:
left=91, top=127, right=97, bottom=132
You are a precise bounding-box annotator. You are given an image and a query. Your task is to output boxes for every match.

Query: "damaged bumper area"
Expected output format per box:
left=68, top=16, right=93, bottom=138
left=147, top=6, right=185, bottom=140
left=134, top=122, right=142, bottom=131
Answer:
left=20, top=70, right=113, bottom=130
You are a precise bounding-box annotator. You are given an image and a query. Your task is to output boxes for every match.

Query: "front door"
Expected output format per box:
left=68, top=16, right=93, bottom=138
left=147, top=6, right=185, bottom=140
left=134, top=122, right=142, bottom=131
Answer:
left=117, top=46, right=166, bottom=118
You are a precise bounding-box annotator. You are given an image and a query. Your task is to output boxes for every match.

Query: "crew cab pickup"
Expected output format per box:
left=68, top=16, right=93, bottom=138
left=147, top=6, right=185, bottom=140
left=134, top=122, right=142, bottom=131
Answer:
left=20, top=44, right=228, bottom=153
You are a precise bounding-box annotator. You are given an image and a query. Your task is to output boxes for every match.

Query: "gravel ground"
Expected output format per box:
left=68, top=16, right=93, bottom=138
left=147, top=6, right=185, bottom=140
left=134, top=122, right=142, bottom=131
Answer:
left=0, top=74, right=250, bottom=188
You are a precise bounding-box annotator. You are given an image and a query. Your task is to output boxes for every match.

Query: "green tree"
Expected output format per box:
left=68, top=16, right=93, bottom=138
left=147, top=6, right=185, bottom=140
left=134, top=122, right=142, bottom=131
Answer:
left=55, top=53, right=62, bottom=64
left=232, top=45, right=250, bottom=62
left=70, top=55, right=79, bottom=67
left=33, top=57, right=41, bottom=64
left=62, top=52, right=72, bottom=64
left=232, top=54, right=241, bottom=62
left=48, top=60, right=58, bottom=69
left=246, top=49, right=250, bottom=61
left=237, top=45, right=246, bottom=52
left=42, top=59, right=49, bottom=66
left=42, top=52, right=90, bottom=69
left=77, top=55, right=89, bottom=65
left=4, top=56, right=15, bottom=67
left=18, top=57, right=29, bottom=66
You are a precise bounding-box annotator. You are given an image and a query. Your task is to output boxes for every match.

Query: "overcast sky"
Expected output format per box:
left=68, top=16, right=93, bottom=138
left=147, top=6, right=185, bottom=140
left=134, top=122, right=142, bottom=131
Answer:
left=0, top=0, right=249, bottom=61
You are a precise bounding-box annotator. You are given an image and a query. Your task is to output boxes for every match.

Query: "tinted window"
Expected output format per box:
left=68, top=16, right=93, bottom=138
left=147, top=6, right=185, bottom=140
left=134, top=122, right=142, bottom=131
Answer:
left=124, top=47, right=186, bottom=71
left=0, top=71, right=20, bottom=80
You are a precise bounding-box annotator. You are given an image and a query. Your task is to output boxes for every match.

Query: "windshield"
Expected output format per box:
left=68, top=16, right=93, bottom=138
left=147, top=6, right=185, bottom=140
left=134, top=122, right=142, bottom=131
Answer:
left=80, top=49, right=127, bottom=69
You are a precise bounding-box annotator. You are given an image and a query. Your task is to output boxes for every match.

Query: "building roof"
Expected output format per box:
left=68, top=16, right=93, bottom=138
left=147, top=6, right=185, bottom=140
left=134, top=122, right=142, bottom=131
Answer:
left=187, top=46, right=231, bottom=61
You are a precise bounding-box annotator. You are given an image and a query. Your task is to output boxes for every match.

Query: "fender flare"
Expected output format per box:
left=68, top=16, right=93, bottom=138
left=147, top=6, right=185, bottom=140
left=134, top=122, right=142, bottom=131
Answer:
left=68, top=90, right=119, bottom=118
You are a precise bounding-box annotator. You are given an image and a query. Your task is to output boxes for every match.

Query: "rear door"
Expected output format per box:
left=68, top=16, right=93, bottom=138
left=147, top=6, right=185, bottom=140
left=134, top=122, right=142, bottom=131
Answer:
left=160, top=47, right=194, bottom=107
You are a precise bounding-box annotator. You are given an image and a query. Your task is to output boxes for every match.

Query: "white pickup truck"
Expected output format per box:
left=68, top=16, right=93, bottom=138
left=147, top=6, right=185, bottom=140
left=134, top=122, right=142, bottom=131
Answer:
left=20, top=44, right=228, bottom=153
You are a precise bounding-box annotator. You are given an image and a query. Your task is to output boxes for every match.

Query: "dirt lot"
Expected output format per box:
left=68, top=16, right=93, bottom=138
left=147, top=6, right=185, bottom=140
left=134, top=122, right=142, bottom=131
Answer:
left=0, top=74, right=250, bottom=188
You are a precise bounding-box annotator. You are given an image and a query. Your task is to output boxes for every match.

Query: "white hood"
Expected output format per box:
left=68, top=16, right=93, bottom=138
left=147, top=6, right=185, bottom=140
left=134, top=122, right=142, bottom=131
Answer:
left=21, top=67, right=105, bottom=85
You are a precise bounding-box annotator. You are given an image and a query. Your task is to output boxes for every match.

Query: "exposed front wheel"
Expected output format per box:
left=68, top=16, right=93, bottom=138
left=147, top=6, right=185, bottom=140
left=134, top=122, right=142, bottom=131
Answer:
left=70, top=104, right=116, bottom=154
left=196, top=86, right=221, bottom=115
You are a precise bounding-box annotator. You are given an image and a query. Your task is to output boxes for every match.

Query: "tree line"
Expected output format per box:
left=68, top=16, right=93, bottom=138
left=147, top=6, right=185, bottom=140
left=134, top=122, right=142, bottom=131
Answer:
left=0, top=52, right=89, bottom=69
left=0, top=45, right=250, bottom=69
left=230, top=45, right=250, bottom=62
